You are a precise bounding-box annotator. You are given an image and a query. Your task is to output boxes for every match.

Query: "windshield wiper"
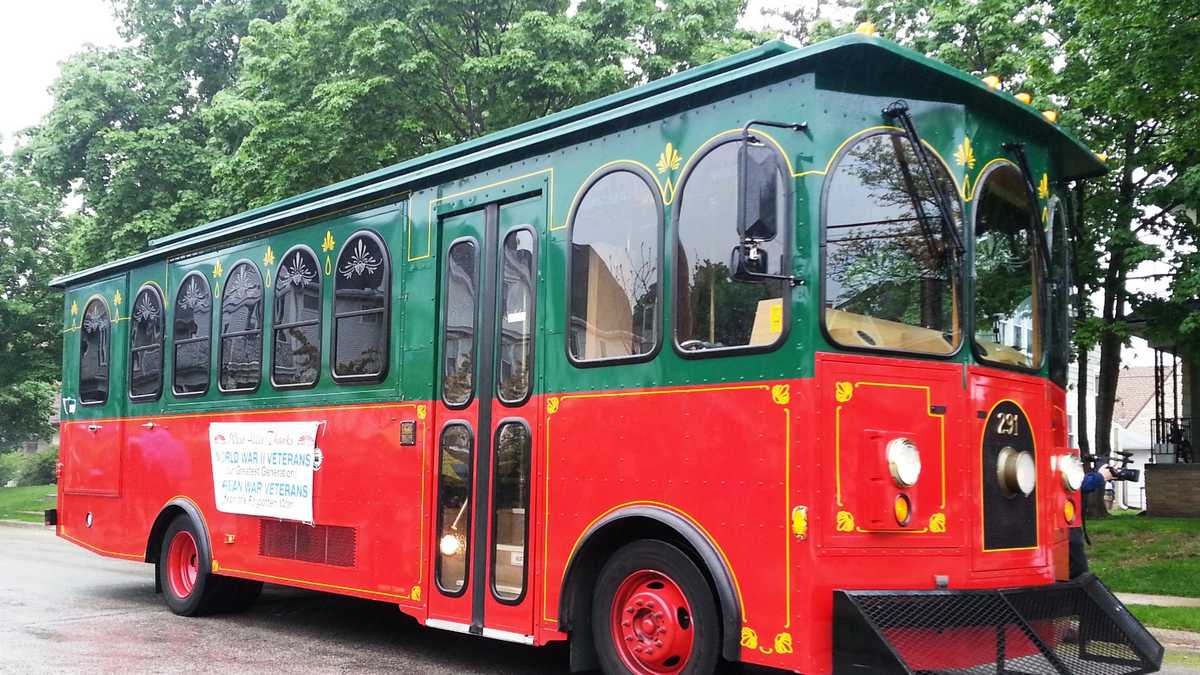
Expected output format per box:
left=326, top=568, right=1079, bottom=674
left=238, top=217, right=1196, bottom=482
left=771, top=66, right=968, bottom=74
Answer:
left=882, top=101, right=965, bottom=261
left=1003, top=143, right=1053, bottom=280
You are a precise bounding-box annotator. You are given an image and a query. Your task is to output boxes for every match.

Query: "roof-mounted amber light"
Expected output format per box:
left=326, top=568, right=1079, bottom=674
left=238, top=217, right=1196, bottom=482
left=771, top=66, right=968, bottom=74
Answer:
left=1042, top=110, right=1060, bottom=124
left=1015, top=92, right=1033, bottom=105
left=1096, top=152, right=1108, bottom=162
left=855, top=21, right=877, bottom=36
left=982, top=75, right=1002, bottom=90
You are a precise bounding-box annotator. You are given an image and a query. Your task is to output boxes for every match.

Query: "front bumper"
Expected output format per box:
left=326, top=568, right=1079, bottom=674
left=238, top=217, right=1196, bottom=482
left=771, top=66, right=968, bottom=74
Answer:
left=833, top=573, right=1163, bottom=674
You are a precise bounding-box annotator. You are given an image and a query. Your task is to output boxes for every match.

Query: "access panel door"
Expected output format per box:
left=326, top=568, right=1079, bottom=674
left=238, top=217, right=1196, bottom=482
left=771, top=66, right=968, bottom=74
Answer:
left=61, top=275, right=129, bottom=497
left=428, top=194, right=543, bottom=642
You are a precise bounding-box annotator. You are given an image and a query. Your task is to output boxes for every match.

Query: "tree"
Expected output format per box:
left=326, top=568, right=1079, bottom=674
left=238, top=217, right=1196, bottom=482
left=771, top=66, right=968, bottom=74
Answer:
left=0, top=153, right=66, bottom=451
left=204, top=0, right=764, bottom=211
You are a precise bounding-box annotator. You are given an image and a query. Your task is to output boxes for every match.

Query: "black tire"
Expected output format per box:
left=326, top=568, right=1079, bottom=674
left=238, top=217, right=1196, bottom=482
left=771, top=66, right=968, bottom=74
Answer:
left=219, top=577, right=264, bottom=613
left=591, top=540, right=721, bottom=675
left=157, top=514, right=225, bottom=616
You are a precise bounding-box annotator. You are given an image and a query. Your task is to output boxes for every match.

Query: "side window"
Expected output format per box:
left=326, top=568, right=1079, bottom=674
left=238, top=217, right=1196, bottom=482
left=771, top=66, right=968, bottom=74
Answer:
left=272, top=246, right=322, bottom=388
left=219, top=261, right=264, bottom=392
left=442, top=239, right=478, bottom=406
left=129, top=285, right=165, bottom=400
left=173, top=272, right=212, bottom=396
left=332, top=230, right=389, bottom=383
left=568, top=168, right=660, bottom=362
left=79, top=298, right=111, bottom=405
left=823, top=132, right=963, bottom=355
left=972, top=164, right=1041, bottom=369
left=498, top=229, right=535, bottom=403
left=675, top=140, right=789, bottom=353
left=436, top=424, right=473, bottom=595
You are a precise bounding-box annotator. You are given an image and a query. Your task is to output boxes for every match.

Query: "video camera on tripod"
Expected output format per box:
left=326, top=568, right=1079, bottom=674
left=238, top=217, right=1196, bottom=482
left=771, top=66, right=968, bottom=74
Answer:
left=1083, top=451, right=1140, bottom=482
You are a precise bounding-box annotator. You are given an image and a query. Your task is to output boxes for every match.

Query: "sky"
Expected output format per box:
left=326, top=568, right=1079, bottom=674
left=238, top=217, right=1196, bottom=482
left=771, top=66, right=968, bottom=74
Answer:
left=0, top=0, right=126, bottom=153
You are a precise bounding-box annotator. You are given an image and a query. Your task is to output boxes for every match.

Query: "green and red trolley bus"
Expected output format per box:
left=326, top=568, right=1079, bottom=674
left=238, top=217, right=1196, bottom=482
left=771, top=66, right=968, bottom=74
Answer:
left=51, top=32, right=1161, bottom=674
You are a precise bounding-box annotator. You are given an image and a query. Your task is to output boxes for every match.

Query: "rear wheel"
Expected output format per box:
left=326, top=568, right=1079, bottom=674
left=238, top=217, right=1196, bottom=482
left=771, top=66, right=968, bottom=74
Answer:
left=158, top=514, right=225, bottom=616
left=592, top=540, right=720, bottom=675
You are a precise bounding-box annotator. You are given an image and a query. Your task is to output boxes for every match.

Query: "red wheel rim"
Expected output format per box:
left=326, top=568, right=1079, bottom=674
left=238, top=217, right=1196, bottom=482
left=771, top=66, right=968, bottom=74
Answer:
left=166, top=530, right=199, bottom=599
left=610, top=570, right=695, bottom=674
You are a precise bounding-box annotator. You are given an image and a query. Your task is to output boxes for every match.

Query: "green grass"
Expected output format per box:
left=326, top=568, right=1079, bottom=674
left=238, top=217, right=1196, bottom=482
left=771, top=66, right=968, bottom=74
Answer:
left=1126, top=604, right=1200, bottom=633
left=1086, top=510, right=1200, bottom=598
left=0, top=484, right=56, bottom=523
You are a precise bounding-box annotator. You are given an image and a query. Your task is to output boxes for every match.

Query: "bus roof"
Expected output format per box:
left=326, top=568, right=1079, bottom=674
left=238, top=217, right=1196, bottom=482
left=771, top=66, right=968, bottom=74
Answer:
left=51, top=33, right=1104, bottom=289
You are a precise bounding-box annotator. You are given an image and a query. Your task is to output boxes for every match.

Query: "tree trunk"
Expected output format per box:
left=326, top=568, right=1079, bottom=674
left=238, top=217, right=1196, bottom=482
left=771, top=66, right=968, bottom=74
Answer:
left=1071, top=184, right=1092, bottom=459
left=1088, top=125, right=1140, bottom=518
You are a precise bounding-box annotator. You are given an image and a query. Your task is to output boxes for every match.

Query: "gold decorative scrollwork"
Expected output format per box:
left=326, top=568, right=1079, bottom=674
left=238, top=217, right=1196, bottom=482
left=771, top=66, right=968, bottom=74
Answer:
left=836, top=510, right=856, bottom=533
left=834, top=381, right=853, bottom=403
left=771, top=384, right=791, bottom=405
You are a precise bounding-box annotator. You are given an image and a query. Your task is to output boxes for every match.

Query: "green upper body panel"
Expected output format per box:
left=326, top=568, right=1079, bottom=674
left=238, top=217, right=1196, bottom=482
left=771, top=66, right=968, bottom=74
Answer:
left=57, top=33, right=1093, bottom=413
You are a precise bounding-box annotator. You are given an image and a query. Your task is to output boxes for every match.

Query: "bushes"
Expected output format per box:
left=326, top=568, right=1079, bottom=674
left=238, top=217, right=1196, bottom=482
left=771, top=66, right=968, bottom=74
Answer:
left=0, top=449, right=58, bottom=487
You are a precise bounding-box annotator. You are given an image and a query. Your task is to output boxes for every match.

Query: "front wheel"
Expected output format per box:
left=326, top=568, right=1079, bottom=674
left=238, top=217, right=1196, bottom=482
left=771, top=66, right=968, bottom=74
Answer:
left=592, top=540, right=720, bottom=675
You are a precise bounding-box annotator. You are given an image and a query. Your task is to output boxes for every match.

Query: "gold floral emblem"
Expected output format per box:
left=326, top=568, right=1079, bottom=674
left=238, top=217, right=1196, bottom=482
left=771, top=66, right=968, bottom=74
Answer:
left=113, top=290, right=122, bottom=306
left=954, top=136, right=976, bottom=169
left=322, top=230, right=336, bottom=252
left=771, top=384, right=790, bottom=405
left=410, top=585, right=421, bottom=602
left=1038, top=173, right=1050, bottom=199
left=836, top=510, right=856, bottom=532
left=417, top=404, right=427, bottom=420
left=212, top=259, right=224, bottom=278
left=546, top=397, right=560, bottom=415
left=263, top=246, right=275, bottom=268
left=834, top=381, right=854, bottom=403
left=774, top=632, right=794, bottom=655
left=656, top=142, right=682, bottom=174
left=70, top=301, right=78, bottom=316
left=740, top=627, right=759, bottom=650
left=929, top=512, right=947, bottom=533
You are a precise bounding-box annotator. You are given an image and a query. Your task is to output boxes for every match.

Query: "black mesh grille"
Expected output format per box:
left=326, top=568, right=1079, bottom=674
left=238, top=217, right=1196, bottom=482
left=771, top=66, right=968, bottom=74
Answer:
left=834, top=574, right=1162, bottom=675
left=259, top=520, right=356, bottom=567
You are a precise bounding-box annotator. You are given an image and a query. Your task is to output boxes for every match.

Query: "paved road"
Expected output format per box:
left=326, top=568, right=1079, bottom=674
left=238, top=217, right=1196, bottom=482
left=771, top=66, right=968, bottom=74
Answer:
left=1, top=524, right=1196, bottom=674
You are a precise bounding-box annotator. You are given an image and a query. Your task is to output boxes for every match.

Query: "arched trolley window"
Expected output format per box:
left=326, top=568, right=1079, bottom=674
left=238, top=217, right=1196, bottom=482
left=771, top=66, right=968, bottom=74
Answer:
left=79, top=297, right=111, bottom=405
left=129, top=285, right=165, bottom=400
left=822, top=131, right=963, bottom=355
left=173, top=272, right=212, bottom=397
left=567, top=165, right=662, bottom=364
left=219, top=261, right=265, bottom=393
left=332, top=229, right=390, bottom=383
left=972, top=163, right=1043, bottom=370
left=674, top=137, right=791, bottom=354
left=272, top=246, right=322, bottom=388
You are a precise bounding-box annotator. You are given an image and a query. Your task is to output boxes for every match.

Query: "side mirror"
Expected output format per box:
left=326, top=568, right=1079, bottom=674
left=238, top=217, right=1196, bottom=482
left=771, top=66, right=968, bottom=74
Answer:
left=737, top=140, right=779, bottom=242
left=730, top=244, right=770, bottom=283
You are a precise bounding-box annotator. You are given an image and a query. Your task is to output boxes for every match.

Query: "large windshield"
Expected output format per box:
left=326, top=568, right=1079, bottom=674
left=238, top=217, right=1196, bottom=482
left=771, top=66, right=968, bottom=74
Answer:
left=972, top=164, right=1042, bottom=369
left=823, top=132, right=962, bottom=355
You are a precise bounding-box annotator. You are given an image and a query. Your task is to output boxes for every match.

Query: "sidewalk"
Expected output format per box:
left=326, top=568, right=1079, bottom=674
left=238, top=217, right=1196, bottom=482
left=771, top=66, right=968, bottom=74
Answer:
left=1153, top=627, right=1200, bottom=652
left=1118, top=592, right=1200, bottom=608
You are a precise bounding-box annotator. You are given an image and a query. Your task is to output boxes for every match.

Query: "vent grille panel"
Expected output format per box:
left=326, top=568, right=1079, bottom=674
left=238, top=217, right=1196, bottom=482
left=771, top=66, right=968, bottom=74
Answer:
left=258, top=520, right=356, bottom=567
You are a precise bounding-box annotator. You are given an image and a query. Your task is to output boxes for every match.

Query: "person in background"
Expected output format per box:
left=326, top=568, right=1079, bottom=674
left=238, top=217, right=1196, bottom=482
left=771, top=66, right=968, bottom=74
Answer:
left=1069, top=464, right=1116, bottom=579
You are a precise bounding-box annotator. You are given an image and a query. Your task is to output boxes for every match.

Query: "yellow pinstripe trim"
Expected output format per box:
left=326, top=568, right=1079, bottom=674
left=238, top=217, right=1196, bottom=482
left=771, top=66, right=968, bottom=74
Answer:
left=218, top=566, right=417, bottom=601
left=412, top=168, right=554, bottom=260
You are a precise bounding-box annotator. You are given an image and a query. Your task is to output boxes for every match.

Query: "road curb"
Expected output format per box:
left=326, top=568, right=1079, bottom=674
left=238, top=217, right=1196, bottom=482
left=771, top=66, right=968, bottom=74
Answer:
left=1152, top=627, right=1200, bottom=653
left=0, top=519, right=46, bottom=529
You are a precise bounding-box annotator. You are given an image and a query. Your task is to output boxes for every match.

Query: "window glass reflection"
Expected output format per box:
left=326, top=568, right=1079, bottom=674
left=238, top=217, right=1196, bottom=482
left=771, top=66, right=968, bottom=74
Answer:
left=130, top=287, right=164, bottom=399
left=333, top=231, right=389, bottom=380
left=823, top=133, right=962, bottom=354
left=499, top=230, right=535, bottom=402
left=569, top=171, right=659, bottom=360
left=273, top=247, right=322, bottom=387
left=443, top=240, right=477, bottom=405
left=973, top=165, right=1042, bottom=369
left=173, top=273, right=211, bottom=396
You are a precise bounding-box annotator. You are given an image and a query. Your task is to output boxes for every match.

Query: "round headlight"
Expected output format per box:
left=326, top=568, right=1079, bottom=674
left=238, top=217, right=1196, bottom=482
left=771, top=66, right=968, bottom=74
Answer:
left=1060, top=454, right=1085, bottom=492
left=886, top=438, right=922, bottom=487
left=997, top=447, right=1037, bottom=497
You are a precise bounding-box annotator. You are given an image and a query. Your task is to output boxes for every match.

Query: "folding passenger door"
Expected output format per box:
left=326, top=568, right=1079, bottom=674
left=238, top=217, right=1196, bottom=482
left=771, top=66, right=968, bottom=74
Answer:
left=428, top=192, right=543, bottom=642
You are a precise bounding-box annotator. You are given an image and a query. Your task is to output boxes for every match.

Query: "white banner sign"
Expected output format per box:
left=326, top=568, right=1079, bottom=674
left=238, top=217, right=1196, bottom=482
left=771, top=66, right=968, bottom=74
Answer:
left=210, top=422, right=320, bottom=522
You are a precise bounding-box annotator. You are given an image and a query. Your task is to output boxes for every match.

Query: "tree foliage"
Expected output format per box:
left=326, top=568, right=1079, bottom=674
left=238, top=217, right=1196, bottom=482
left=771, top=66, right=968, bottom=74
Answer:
left=0, top=154, right=65, bottom=450
left=3, top=0, right=762, bottom=441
